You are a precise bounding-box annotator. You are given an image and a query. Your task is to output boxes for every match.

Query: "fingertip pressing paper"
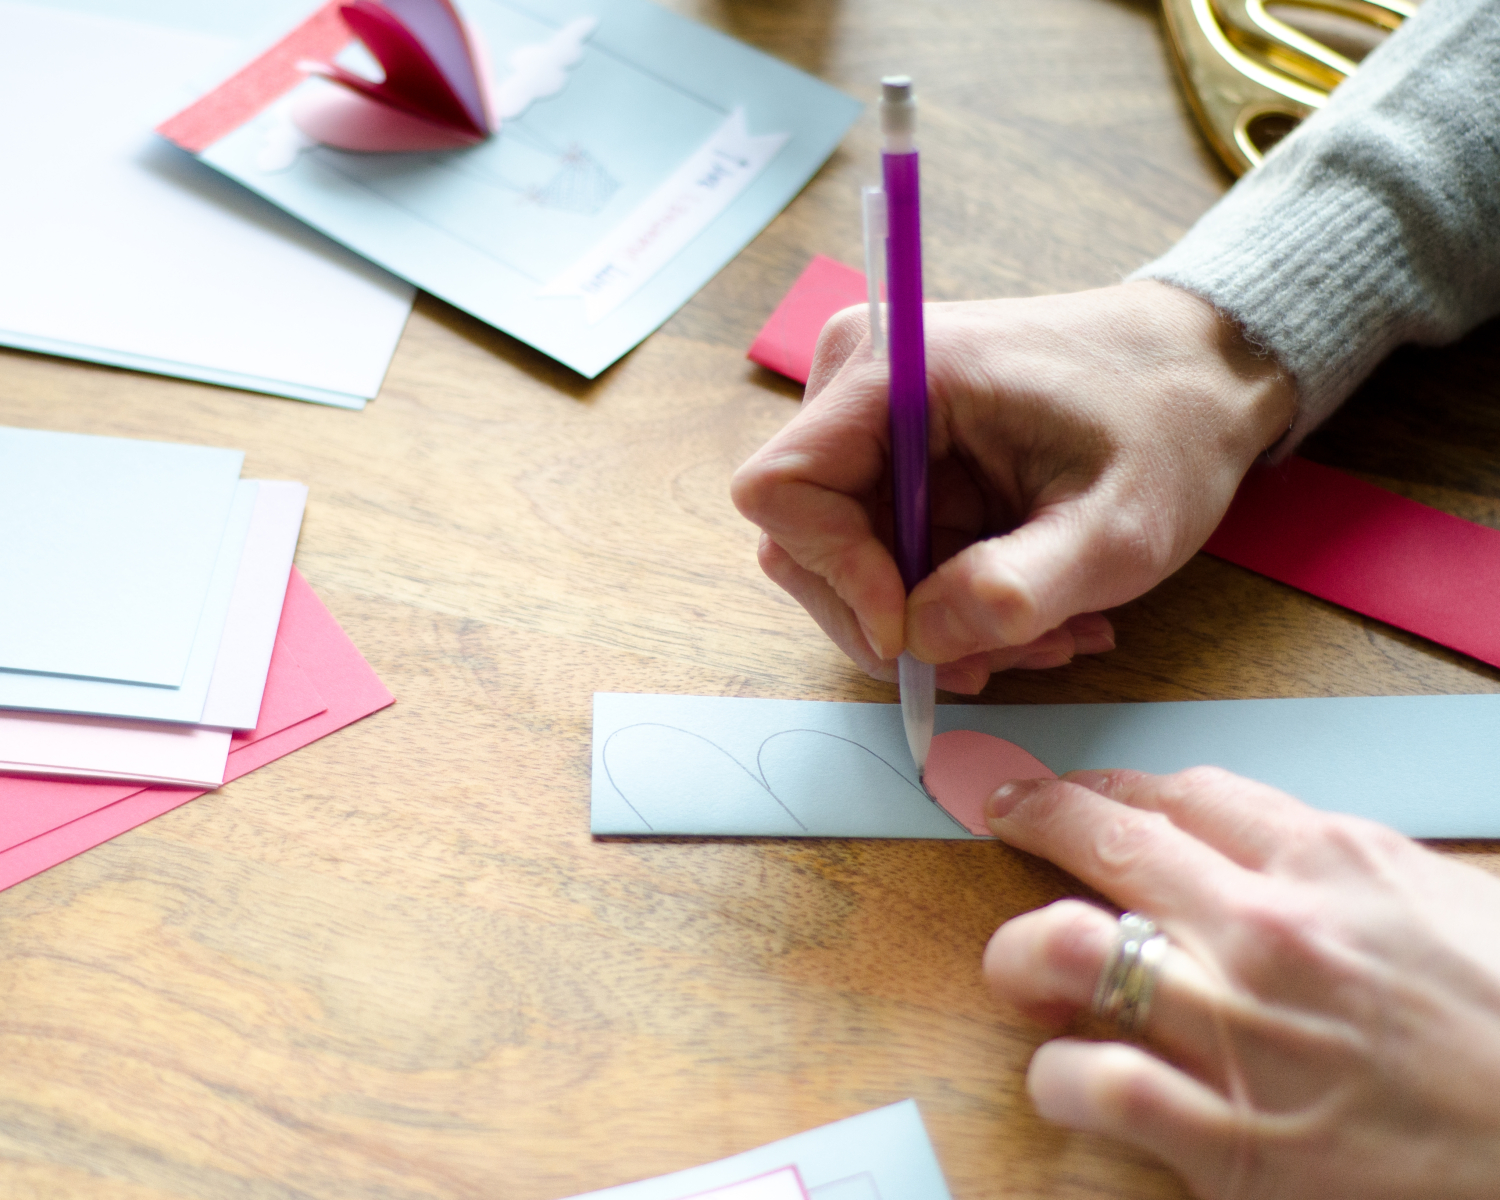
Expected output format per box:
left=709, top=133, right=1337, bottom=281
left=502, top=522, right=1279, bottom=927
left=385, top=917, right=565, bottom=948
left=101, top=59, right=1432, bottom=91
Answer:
left=592, top=693, right=1500, bottom=840
left=158, top=0, right=862, bottom=378
left=557, top=1100, right=951, bottom=1200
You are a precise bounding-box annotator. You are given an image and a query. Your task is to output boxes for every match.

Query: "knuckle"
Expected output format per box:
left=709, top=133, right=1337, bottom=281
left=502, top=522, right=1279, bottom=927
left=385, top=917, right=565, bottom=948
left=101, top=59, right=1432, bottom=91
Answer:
left=820, top=305, right=869, bottom=347
left=1222, top=889, right=1333, bottom=974
left=1170, top=765, right=1235, bottom=794
left=1318, top=813, right=1409, bottom=866
left=1036, top=902, right=1112, bottom=977
left=1091, top=808, right=1174, bottom=871
left=1088, top=504, right=1174, bottom=583
left=1275, top=811, right=1411, bottom=879
left=966, top=552, right=1042, bottom=644
left=1092, top=1045, right=1160, bottom=1125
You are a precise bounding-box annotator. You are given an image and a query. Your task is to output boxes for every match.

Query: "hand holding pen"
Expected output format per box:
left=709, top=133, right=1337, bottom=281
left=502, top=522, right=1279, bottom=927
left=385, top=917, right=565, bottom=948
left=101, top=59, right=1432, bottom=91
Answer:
left=733, top=148, right=1291, bottom=699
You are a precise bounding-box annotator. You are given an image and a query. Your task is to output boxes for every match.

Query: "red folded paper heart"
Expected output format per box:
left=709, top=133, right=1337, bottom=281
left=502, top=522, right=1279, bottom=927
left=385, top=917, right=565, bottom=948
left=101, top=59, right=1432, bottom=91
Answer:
left=296, top=0, right=495, bottom=152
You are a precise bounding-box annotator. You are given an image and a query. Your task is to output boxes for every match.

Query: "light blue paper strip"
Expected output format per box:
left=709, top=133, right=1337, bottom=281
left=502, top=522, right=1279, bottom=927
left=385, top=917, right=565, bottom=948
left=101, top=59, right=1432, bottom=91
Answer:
left=197, top=0, right=862, bottom=378
left=561, top=1100, right=951, bottom=1200
left=591, top=693, right=1500, bottom=840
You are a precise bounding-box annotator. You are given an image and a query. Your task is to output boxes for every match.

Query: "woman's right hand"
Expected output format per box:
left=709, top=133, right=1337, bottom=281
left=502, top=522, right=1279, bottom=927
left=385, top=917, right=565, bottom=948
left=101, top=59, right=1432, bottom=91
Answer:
left=732, top=281, right=1296, bottom=692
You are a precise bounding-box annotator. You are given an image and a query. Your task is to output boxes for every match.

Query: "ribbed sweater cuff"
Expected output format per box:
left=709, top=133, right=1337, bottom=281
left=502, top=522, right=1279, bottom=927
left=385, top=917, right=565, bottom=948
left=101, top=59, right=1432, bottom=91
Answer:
left=1129, top=0, right=1500, bottom=453
left=1132, top=174, right=1419, bottom=452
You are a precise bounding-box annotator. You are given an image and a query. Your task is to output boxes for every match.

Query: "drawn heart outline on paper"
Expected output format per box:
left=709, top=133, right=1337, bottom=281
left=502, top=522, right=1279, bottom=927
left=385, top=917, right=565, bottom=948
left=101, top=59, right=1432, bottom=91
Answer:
left=600, top=723, right=1055, bottom=838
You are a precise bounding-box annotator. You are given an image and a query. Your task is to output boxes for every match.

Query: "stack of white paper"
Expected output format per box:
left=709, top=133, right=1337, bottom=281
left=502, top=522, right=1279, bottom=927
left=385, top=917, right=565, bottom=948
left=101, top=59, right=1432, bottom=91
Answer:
left=0, top=0, right=414, bottom=408
left=0, top=426, right=309, bottom=788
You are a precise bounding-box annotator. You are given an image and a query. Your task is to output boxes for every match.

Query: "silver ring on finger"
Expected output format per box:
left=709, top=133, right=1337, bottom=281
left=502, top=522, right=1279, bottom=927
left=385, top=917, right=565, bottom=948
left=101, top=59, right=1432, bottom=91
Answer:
left=1092, top=911, right=1170, bottom=1036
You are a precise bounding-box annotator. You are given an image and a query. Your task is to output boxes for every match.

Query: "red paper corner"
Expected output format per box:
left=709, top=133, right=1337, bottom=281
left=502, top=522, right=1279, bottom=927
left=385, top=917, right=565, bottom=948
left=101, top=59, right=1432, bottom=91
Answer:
left=156, top=1, right=351, bottom=153
left=747, top=255, right=868, bottom=386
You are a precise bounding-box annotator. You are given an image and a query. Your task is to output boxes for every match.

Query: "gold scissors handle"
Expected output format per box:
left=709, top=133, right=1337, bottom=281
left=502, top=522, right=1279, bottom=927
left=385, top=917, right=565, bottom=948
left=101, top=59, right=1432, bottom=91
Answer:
left=1162, top=0, right=1416, bottom=175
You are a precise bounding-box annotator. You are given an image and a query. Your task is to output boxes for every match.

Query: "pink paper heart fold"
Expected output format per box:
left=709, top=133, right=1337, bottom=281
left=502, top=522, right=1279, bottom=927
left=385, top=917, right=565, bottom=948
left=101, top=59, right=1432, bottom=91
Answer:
left=294, top=0, right=493, bottom=153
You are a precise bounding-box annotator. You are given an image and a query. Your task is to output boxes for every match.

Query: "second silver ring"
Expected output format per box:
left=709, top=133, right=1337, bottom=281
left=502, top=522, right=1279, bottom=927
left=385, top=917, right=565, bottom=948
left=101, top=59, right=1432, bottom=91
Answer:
left=1091, top=910, right=1170, bottom=1035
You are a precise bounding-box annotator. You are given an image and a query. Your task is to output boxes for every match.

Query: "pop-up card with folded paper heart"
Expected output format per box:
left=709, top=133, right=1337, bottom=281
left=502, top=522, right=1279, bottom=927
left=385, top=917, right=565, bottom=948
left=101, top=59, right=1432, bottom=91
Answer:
left=159, top=0, right=859, bottom=377
left=292, top=0, right=496, bottom=151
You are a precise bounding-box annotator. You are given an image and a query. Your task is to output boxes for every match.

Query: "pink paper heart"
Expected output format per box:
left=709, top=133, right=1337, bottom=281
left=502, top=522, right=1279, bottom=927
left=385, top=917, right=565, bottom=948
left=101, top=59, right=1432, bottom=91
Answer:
left=292, top=85, right=482, bottom=152
left=923, top=729, right=1056, bottom=836
left=332, top=0, right=482, bottom=133
left=293, top=0, right=492, bottom=152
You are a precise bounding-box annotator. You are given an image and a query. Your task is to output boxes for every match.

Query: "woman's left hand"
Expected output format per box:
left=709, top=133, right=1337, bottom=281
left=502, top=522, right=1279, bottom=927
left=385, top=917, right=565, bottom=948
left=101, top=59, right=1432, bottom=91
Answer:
left=981, top=766, right=1500, bottom=1200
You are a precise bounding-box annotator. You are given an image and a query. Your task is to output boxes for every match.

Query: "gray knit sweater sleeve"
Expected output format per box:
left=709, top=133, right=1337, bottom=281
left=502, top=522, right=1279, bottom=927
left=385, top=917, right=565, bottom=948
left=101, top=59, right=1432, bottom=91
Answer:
left=1133, top=0, right=1500, bottom=449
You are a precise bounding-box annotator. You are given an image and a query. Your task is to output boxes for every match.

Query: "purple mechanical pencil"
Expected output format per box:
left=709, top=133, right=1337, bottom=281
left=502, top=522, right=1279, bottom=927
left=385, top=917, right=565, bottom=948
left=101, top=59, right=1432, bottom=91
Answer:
left=863, top=76, right=935, bottom=777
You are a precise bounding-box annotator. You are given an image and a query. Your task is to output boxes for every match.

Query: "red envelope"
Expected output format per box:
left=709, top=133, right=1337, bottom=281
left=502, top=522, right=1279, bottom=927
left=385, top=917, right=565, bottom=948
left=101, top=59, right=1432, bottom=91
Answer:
left=0, top=568, right=393, bottom=891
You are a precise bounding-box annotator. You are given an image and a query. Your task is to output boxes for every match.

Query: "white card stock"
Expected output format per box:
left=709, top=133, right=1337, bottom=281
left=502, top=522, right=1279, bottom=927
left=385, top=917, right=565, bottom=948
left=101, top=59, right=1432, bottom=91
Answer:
left=0, top=426, right=244, bottom=686
left=199, top=481, right=308, bottom=729
left=0, top=712, right=229, bottom=789
left=0, top=1, right=414, bottom=408
left=592, top=693, right=1500, bottom=840
left=0, top=482, right=258, bottom=723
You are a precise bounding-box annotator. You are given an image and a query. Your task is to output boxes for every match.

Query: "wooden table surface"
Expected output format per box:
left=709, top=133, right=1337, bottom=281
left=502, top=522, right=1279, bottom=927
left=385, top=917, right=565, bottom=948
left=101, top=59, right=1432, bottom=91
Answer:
left=4, top=1, right=1499, bottom=1197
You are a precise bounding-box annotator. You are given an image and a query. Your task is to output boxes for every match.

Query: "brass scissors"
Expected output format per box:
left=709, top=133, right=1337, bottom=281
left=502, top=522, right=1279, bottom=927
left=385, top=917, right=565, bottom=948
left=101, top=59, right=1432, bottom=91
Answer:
left=1161, top=0, right=1417, bottom=174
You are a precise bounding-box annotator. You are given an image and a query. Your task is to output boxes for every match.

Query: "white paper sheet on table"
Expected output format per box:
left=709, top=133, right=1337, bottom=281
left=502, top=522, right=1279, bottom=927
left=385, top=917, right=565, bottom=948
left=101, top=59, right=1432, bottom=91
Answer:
left=0, top=479, right=298, bottom=725
left=0, top=712, right=229, bottom=789
left=0, top=427, right=243, bottom=686
left=0, top=0, right=414, bottom=408
left=592, top=692, right=1500, bottom=840
left=558, top=1101, right=951, bottom=1200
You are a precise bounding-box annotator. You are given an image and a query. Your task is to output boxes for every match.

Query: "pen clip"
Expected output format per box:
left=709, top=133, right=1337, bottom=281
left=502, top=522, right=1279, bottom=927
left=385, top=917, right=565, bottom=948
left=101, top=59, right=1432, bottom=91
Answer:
left=861, top=184, right=888, bottom=359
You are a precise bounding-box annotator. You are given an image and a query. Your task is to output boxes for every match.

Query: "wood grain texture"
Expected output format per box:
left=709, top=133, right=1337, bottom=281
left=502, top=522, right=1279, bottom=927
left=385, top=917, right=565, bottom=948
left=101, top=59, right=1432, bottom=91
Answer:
left=2, top=1, right=1498, bottom=1197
